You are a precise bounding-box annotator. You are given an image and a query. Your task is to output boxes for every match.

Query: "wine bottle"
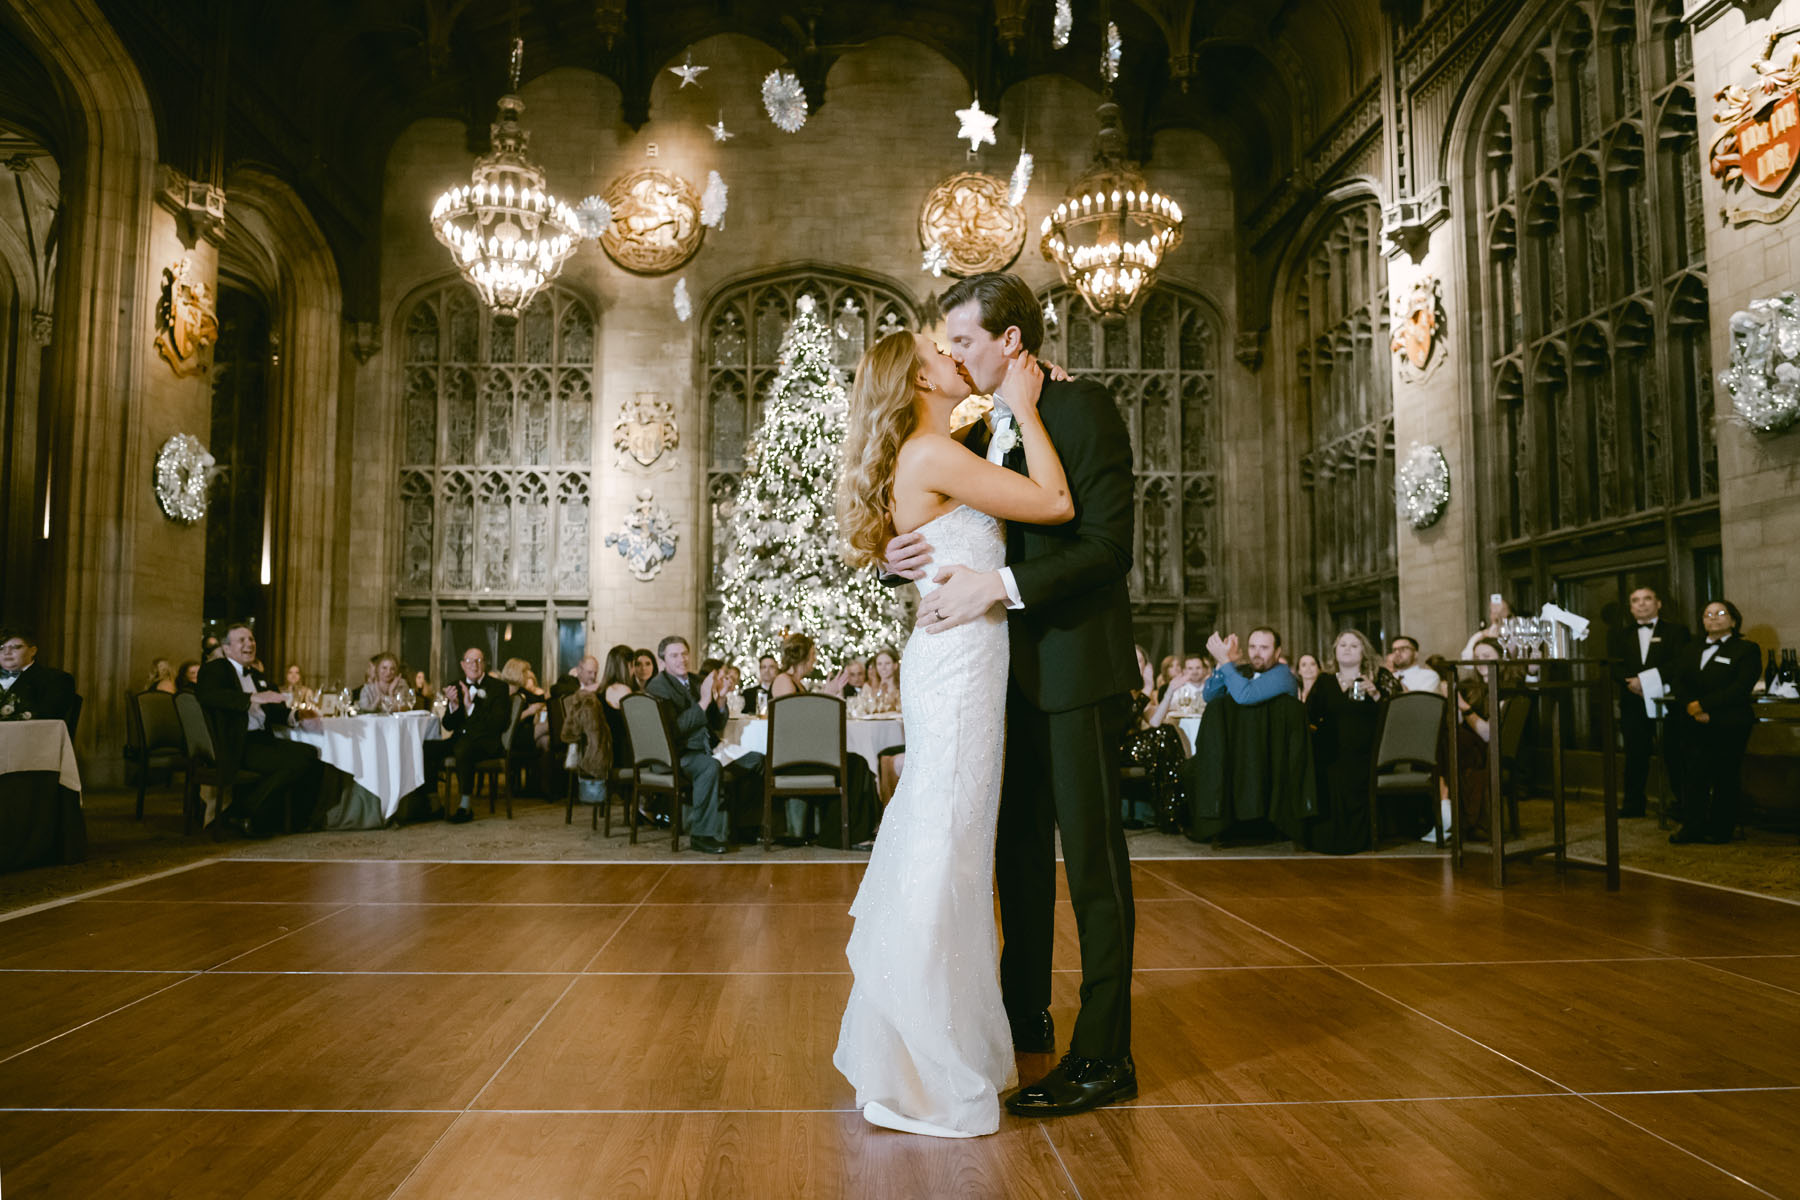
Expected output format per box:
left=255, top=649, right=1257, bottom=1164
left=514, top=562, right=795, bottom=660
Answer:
left=1763, top=650, right=1781, bottom=695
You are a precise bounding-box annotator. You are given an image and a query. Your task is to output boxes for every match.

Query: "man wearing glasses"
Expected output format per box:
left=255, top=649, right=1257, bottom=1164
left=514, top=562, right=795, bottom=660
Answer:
left=424, top=647, right=511, bottom=824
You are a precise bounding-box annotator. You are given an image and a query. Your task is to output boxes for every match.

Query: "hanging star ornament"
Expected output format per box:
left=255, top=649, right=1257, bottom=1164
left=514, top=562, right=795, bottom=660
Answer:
left=955, top=97, right=998, bottom=152
left=708, top=112, right=734, bottom=142
left=669, top=52, right=708, bottom=88
left=922, top=242, right=950, bottom=276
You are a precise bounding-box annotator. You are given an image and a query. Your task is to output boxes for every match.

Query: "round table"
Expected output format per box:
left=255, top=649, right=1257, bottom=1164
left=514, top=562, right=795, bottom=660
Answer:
left=0, top=718, right=85, bottom=870
left=281, top=711, right=441, bottom=826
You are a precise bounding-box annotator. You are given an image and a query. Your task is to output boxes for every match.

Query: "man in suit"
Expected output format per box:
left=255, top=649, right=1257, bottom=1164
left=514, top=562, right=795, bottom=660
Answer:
left=740, top=654, right=777, bottom=714
left=885, top=271, right=1138, bottom=1118
left=1666, top=598, right=1761, bottom=845
left=196, top=623, right=322, bottom=838
left=643, top=635, right=734, bottom=854
left=1605, top=586, right=1691, bottom=819
left=0, top=628, right=77, bottom=726
left=423, top=646, right=512, bottom=824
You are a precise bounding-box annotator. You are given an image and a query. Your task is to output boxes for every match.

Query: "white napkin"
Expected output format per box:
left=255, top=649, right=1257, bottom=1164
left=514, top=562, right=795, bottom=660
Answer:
left=1639, top=667, right=1667, bottom=719
left=1538, top=602, right=1590, bottom=641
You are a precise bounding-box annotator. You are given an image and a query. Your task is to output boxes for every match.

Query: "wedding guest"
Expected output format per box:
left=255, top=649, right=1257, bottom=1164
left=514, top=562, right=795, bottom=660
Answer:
left=1201, top=627, right=1297, bottom=706
left=1452, top=637, right=1504, bottom=839
left=359, top=652, right=408, bottom=712
left=645, top=636, right=735, bottom=853
left=202, top=633, right=223, bottom=662
left=282, top=663, right=305, bottom=696
left=424, top=647, right=512, bottom=824
left=842, top=658, right=867, bottom=698
left=196, top=623, right=322, bottom=838
left=1461, top=595, right=1515, bottom=659
left=1150, top=653, right=1210, bottom=726
left=716, top=665, right=745, bottom=715
left=1156, top=654, right=1179, bottom=695
left=770, top=633, right=849, bottom=699
left=1667, top=599, right=1761, bottom=846
left=176, top=660, right=202, bottom=692
left=865, top=647, right=902, bottom=713
left=1305, top=629, right=1400, bottom=855
left=1389, top=636, right=1440, bottom=693
left=410, top=669, right=435, bottom=706
left=1122, top=651, right=1186, bottom=830
left=145, top=658, right=178, bottom=694
left=1132, top=645, right=1159, bottom=708
left=741, top=653, right=777, bottom=713
left=1295, top=653, right=1322, bottom=703
left=594, top=646, right=652, bottom=825
left=631, top=648, right=657, bottom=690
left=0, top=629, right=76, bottom=725
left=764, top=633, right=875, bottom=846
left=1606, top=586, right=1691, bottom=819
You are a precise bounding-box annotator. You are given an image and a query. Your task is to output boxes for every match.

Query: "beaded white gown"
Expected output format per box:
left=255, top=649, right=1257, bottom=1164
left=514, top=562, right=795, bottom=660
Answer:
left=833, top=504, right=1016, bottom=1137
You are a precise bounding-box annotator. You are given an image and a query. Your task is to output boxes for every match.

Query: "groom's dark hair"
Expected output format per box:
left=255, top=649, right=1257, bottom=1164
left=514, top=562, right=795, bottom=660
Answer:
left=939, top=273, right=1045, bottom=354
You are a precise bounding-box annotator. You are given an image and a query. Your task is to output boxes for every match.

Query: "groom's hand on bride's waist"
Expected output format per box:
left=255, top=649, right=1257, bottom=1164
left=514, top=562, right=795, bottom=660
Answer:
left=881, top=530, right=933, bottom=581
left=918, top=565, right=1006, bottom=633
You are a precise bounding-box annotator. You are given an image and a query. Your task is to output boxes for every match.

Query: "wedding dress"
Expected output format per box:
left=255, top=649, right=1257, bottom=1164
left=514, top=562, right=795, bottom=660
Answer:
left=833, top=504, right=1015, bottom=1137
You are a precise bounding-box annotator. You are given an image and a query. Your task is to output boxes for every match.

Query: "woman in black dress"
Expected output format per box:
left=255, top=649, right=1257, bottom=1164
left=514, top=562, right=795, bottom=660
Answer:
left=1305, top=629, right=1400, bottom=854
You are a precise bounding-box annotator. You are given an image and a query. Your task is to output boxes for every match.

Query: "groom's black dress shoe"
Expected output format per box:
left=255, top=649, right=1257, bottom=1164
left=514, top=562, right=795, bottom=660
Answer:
left=1010, top=1010, right=1055, bottom=1054
left=1005, top=1053, right=1137, bottom=1117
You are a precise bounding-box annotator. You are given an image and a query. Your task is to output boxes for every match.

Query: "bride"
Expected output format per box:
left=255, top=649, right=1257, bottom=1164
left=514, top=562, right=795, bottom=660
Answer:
left=832, top=329, right=1072, bottom=1137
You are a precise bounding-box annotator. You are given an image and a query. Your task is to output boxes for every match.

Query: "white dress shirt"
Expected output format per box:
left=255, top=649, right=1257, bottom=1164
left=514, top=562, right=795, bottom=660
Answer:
left=232, top=659, right=265, bottom=732
left=1700, top=638, right=1726, bottom=669
left=987, top=396, right=1025, bottom=611
left=1637, top=622, right=1655, bottom=664
left=1397, top=664, right=1441, bottom=693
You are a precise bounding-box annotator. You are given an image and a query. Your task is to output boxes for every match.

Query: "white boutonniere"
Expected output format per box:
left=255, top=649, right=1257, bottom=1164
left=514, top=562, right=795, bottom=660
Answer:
left=990, top=424, right=1019, bottom=455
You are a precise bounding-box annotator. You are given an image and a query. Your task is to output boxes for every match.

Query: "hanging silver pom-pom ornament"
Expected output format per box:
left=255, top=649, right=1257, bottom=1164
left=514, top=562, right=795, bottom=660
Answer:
left=1396, top=442, right=1451, bottom=530
left=1102, top=21, right=1122, bottom=84
left=1052, top=0, right=1073, bottom=49
left=921, top=242, right=950, bottom=277
left=573, top=196, right=612, bottom=242
left=762, top=70, right=808, bottom=133
left=1008, top=148, right=1035, bottom=207
left=701, top=170, right=729, bottom=230
left=1718, top=291, right=1800, bottom=434
left=673, top=278, right=692, bottom=322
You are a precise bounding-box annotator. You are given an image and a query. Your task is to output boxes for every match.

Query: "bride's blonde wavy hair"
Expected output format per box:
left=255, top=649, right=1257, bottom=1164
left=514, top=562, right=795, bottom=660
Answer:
left=838, top=330, right=924, bottom=569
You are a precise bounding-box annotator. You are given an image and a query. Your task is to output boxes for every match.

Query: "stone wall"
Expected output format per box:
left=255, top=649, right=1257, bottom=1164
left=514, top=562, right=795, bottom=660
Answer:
left=363, top=33, right=1241, bottom=668
left=1690, top=1, right=1800, bottom=657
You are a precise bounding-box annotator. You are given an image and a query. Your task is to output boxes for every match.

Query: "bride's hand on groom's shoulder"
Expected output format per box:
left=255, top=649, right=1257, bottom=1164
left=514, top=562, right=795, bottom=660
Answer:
left=1046, top=361, right=1072, bottom=382
left=1003, top=352, right=1045, bottom=411
left=882, top=530, right=933, bottom=580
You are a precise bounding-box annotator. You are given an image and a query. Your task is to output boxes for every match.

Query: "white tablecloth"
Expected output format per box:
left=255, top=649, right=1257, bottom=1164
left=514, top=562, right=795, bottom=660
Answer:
left=725, top=715, right=904, bottom=772
left=0, top=719, right=82, bottom=795
left=1175, top=715, right=1203, bottom=755
left=281, top=711, right=439, bottom=819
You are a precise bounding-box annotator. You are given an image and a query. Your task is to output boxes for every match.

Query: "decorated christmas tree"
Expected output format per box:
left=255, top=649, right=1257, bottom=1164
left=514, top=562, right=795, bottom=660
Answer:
left=709, top=295, right=905, bottom=676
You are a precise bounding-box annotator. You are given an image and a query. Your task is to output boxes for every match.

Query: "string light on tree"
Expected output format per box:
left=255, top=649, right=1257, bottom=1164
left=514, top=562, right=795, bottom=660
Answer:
left=955, top=96, right=999, bottom=152
left=709, top=295, right=904, bottom=675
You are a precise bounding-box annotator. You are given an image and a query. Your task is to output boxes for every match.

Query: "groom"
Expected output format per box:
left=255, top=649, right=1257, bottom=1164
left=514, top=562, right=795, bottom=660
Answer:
left=884, top=272, right=1139, bottom=1117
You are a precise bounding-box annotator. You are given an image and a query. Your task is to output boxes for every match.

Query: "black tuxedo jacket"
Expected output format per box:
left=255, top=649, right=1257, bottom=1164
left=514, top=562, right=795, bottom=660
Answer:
left=4, top=662, right=76, bottom=723
left=442, top=674, right=513, bottom=741
left=644, top=670, right=721, bottom=754
left=964, top=379, right=1138, bottom=713
left=1669, top=635, right=1762, bottom=728
left=197, top=657, right=295, bottom=793
left=1606, top=617, right=1691, bottom=687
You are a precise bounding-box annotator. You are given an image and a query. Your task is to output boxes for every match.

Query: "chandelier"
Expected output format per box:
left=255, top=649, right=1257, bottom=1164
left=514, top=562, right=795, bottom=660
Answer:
left=430, top=38, right=579, bottom=317
left=1040, top=102, right=1184, bottom=318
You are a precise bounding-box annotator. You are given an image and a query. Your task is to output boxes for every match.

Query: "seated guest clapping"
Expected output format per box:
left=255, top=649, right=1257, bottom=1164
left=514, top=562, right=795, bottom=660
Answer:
left=359, top=652, right=408, bottom=712
left=196, top=623, right=323, bottom=838
left=0, top=628, right=77, bottom=726
left=1201, top=627, right=1298, bottom=706
left=644, top=636, right=735, bottom=854
left=424, top=648, right=511, bottom=824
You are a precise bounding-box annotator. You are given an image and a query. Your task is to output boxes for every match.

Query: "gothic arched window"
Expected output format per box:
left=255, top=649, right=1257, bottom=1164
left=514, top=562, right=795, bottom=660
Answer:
left=1040, top=284, right=1223, bottom=662
left=396, top=282, right=596, bottom=679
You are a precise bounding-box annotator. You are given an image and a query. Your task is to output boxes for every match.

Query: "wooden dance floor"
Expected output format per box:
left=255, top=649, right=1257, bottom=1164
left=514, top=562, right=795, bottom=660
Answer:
left=1, top=855, right=1797, bottom=1198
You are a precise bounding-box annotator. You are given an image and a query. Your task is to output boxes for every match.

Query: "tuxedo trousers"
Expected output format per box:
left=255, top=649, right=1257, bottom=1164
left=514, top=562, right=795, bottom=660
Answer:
left=1616, top=694, right=1662, bottom=812
left=1674, top=718, right=1752, bottom=839
left=996, top=684, right=1136, bottom=1060
left=228, top=733, right=323, bottom=834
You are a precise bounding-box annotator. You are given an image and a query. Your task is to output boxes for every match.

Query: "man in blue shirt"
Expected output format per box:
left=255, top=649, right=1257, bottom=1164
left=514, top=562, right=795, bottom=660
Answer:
left=1201, top=627, right=1298, bottom=706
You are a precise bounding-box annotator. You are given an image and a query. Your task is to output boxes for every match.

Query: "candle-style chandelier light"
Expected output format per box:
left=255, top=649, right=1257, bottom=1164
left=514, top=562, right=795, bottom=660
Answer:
left=430, top=37, right=579, bottom=316
left=1040, top=101, right=1184, bottom=319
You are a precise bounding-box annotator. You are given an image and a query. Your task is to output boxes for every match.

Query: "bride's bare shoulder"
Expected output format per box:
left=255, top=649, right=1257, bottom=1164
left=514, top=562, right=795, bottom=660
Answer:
left=896, top=432, right=969, bottom=472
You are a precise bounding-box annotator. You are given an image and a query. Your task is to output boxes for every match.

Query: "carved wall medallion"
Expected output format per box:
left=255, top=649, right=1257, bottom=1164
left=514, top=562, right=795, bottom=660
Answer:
left=604, top=489, right=679, bottom=581
left=613, top=391, right=679, bottom=469
left=1390, top=274, right=1446, bottom=382
left=1712, top=28, right=1800, bottom=224
left=154, top=256, right=219, bottom=378
left=599, top=168, right=704, bottom=275
left=918, top=172, right=1027, bottom=278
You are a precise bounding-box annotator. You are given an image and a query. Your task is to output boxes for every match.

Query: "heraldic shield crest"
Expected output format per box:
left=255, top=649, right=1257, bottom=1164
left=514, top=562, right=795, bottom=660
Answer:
left=1390, top=275, right=1446, bottom=382
left=613, top=392, right=680, bottom=469
left=155, top=256, right=219, bottom=378
left=1712, top=26, right=1800, bottom=224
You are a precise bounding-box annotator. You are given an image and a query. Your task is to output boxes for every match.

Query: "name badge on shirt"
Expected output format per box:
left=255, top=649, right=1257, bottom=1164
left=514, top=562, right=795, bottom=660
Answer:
left=1649, top=637, right=1661, bottom=643
left=1714, top=656, right=1732, bottom=665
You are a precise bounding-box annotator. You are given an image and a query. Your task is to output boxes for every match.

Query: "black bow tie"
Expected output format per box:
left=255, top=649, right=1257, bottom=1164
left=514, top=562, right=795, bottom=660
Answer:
left=0, top=669, right=17, bottom=680
left=1639, top=623, right=1656, bottom=629
left=1708, top=638, right=1725, bottom=646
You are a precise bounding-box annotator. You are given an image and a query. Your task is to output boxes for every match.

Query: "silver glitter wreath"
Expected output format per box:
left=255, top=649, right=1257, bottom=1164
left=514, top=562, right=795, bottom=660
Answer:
left=762, top=70, right=808, bottom=133
left=1718, top=290, right=1800, bottom=435
left=154, top=433, right=216, bottom=524
left=1396, top=441, right=1450, bottom=531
